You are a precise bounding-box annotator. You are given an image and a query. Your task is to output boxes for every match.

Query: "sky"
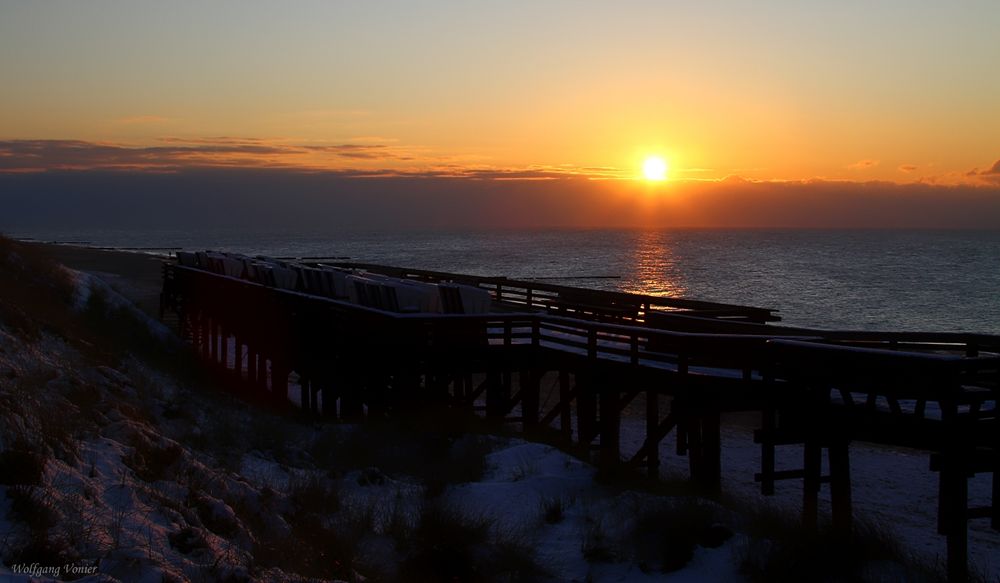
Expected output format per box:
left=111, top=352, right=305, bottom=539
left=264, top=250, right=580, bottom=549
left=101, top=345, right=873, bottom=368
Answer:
left=1, top=0, right=999, bottom=229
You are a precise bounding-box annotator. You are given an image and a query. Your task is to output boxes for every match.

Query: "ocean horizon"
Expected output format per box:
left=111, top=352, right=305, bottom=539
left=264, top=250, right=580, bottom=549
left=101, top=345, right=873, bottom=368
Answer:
left=7, top=226, right=998, bottom=335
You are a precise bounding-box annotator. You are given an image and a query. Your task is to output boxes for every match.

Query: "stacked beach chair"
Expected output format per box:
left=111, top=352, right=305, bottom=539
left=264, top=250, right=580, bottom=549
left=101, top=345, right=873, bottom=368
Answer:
left=175, top=251, right=494, bottom=315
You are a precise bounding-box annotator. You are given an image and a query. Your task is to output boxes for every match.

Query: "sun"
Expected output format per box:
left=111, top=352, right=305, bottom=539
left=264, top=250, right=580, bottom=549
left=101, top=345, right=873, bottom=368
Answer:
left=642, top=156, right=669, bottom=181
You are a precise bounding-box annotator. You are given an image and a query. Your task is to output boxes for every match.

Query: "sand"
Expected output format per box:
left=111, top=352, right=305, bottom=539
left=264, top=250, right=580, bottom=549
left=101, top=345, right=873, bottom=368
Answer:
left=27, top=242, right=168, bottom=317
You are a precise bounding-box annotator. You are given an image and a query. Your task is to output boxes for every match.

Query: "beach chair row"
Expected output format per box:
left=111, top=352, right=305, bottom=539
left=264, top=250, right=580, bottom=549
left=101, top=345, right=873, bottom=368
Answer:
left=175, top=251, right=492, bottom=315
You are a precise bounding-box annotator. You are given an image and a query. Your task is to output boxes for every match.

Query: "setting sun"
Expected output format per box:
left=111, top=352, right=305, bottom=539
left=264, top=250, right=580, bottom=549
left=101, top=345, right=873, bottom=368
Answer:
left=642, top=156, right=669, bottom=181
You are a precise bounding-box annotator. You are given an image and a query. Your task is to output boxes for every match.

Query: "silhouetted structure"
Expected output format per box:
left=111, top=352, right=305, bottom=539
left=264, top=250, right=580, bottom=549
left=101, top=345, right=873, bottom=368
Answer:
left=161, top=253, right=998, bottom=582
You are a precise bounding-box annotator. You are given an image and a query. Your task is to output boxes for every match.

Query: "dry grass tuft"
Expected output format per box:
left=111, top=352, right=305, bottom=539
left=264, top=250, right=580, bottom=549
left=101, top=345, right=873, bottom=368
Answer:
left=400, top=501, right=545, bottom=582
left=734, top=501, right=945, bottom=583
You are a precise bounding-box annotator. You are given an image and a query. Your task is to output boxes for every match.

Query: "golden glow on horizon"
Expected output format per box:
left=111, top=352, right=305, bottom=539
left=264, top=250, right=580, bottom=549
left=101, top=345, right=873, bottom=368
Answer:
left=642, top=156, right=668, bottom=181
left=0, top=3, right=997, bottom=185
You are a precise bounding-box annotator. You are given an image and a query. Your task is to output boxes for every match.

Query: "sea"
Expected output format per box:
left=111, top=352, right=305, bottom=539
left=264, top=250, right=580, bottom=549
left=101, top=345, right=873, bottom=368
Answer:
left=8, top=227, right=1000, bottom=335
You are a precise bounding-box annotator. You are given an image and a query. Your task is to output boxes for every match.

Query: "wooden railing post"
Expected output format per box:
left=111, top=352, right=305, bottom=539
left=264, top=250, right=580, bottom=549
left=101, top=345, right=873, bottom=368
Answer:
left=645, top=390, right=660, bottom=478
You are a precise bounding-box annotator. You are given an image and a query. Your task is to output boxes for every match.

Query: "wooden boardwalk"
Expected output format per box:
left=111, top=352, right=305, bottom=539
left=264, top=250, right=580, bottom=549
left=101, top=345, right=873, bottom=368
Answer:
left=160, top=255, right=998, bottom=581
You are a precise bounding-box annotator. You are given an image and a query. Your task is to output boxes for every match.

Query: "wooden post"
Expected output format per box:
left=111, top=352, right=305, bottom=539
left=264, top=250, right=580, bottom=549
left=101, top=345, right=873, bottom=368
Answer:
left=993, top=445, right=1000, bottom=531
left=216, top=323, right=229, bottom=370
left=233, top=335, right=243, bottom=378
left=341, top=371, right=365, bottom=420
left=367, top=372, right=386, bottom=419
left=485, top=371, right=505, bottom=418
left=559, top=370, right=572, bottom=441
left=598, top=385, right=621, bottom=468
left=257, top=353, right=268, bottom=392
left=576, top=374, right=597, bottom=454
left=319, top=376, right=338, bottom=418
left=676, top=399, right=689, bottom=456
left=208, top=318, right=218, bottom=364
left=341, top=390, right=364, bottom=420
left=247, top=346, right=258, bottom=386
left=299, top=374, right=312, bottom=413
left=946, top=474, right=969, bottom=583
left=502, top=371, right=512, bottom=415
left=646, top=389, right=660, bottom=478
left=521, top=369, right=539, bottom=429
left=802, top=440, right=822, bottom=530
left=271, top=359, right=288, bottom=404
left=463, top=374, right=474, bottom=406
left=216, top=323, right=224, bottom=365
left=677, top=421, right=688, bottom=456
left=701, top=411, right=722, bottom=496
left=760, top=408, right=776, bottom=496
left=220, top=326, right=229, bottom=369
left=452, top=372, right=465, bottom=402
left=829, top=440, right=853, bottom=535
left=939, top=449, right=968, bottom=583
left=687, top=416, right=703, bottom=484
left=311, top=381, right=322, bottom=415
left=199, top=313, right=210, bottom=359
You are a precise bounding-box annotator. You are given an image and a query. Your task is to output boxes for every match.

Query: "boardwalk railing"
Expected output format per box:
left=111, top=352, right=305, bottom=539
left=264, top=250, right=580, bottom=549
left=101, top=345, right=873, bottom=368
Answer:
left=325, top=261, right=780, bottom=324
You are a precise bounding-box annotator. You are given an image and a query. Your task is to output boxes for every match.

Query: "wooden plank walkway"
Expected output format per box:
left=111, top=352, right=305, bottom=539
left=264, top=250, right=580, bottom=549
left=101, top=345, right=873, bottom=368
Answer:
left=160, top=256, right=998, bottom=582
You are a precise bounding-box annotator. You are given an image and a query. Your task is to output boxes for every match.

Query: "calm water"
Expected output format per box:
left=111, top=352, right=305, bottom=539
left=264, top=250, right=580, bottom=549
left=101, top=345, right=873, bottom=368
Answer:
left=8, top=228, right=1000, bottom=334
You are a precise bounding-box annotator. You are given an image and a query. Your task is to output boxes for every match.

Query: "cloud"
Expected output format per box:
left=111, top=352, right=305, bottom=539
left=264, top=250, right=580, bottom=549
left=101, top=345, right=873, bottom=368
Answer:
left=0, top=138, right=422, bottom=172
left=847, top=159, right=879, bottom=170
left=300, top=143, right=391, bottom=159
left=898, top=164, right=918, bottom=173
left=0, top=139, right=632, bottom=181
left=965, top=159, right=1000, bottom=184
left=113, top=115, right=171, bottom=125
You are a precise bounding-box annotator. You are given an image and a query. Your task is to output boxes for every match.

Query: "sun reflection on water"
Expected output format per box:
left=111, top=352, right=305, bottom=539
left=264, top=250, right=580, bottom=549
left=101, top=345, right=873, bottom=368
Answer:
left=619, top=230, right=687, bottom=297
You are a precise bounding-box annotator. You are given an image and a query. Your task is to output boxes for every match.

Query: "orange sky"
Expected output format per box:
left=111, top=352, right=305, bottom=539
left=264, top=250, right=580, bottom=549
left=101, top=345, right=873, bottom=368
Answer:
left=1, top=1, right=998, bottom=228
